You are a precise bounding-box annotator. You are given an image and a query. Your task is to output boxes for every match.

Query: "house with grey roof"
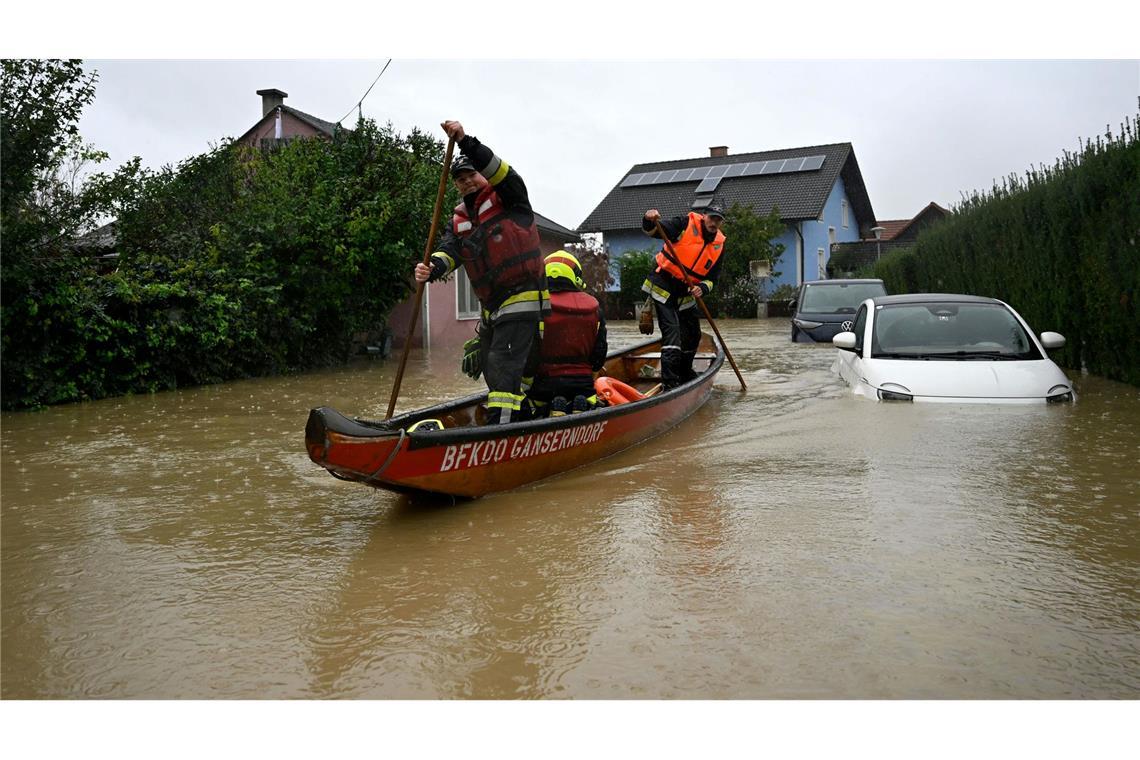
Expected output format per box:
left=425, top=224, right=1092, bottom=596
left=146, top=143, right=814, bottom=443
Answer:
left=578, top=142, right=876, bottom=292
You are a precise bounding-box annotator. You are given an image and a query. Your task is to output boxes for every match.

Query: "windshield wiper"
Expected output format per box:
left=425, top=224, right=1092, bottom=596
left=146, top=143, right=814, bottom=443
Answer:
left=872, top=352, right=936, bottom=359
left=944, top=350, right=1025, bottom=360
left=871, top=351, right=1021, bottom=360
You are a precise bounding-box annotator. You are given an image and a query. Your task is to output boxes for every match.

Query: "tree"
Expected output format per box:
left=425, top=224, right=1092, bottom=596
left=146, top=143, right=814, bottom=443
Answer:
left=717, top=203, right=786, bottom=317
left=1, top=60, right=145, bottom=408
left=1, top=60, right=105, bottom=251
left=1, top=60, right=97, bottom=208
left=560, top=236, right=614, bottom=295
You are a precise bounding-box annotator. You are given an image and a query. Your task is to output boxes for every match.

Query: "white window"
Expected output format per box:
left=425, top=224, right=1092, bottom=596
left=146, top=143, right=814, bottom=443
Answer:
left=828, top=226, right=836, bottom=247
left=841, top=200, right=849, bottom=229
left=817, top=248, right=826, bottom=279
left=455, top=267, right=480, bottom=320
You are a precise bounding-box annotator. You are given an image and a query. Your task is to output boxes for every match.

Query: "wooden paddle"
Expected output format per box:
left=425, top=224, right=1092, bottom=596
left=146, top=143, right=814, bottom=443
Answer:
left=385, top=136, right=456, bottom=419
left=653, top=219, right=747, bottom=391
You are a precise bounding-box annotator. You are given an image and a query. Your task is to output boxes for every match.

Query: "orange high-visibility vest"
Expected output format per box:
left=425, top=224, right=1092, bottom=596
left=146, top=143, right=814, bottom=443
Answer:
left=654, top=212, right=725, bottom=283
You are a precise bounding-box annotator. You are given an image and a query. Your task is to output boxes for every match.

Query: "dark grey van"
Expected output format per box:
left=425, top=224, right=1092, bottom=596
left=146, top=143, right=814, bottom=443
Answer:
left=791, top=279, right=888, bottom=343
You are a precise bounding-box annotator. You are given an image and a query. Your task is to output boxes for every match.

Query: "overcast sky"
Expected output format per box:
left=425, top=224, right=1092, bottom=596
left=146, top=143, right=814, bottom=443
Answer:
left=76, top=59, right=1138, bottom=229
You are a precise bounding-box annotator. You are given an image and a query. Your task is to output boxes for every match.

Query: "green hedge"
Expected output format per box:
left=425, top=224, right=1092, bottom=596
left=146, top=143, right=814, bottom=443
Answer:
left=870, top=115, right=1140, bottom=386
left=2, top=120, right=451, bottom=409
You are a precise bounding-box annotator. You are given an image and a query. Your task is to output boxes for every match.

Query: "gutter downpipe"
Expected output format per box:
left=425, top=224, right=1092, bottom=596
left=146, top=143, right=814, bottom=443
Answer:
left=795, top=222, right=805, bottom=285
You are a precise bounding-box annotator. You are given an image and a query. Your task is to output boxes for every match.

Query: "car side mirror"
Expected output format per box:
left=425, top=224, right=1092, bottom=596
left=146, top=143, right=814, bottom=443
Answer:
left=832, top=331, right=858, bottom=351
left=1040, top=331, right=1066, bottom=349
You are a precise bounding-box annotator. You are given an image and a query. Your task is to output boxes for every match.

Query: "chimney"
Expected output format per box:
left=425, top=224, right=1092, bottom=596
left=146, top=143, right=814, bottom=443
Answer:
left=256, top=88, right=288, bottom=118
left=709, top=145, right=729, bottom=158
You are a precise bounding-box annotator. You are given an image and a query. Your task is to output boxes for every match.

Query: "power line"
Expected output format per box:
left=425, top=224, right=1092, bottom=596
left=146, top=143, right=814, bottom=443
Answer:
left=337, top=59, right=393, bottom=125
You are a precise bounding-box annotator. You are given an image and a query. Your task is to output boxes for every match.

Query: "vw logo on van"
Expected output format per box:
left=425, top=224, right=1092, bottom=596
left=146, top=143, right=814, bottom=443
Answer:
left=841, top=320, right=854, bottom=331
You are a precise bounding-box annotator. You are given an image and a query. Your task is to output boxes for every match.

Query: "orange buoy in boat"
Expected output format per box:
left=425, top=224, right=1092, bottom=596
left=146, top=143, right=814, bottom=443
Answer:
left=594, top=377, right=645, bottom=406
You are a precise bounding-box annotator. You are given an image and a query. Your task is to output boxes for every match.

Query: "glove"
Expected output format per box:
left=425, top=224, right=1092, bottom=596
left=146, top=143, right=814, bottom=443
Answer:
left=461, top=336, right=482, bottom=380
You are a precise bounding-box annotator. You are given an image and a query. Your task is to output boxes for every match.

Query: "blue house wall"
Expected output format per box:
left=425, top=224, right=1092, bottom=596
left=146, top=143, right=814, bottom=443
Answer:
left=602, top=175, right=866, bottom=297
left=603, top=229, right=659, bottom=292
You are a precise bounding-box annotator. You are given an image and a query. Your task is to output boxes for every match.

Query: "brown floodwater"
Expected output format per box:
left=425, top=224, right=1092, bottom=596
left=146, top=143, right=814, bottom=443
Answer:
left=2, top=319, right=1138, bottom=699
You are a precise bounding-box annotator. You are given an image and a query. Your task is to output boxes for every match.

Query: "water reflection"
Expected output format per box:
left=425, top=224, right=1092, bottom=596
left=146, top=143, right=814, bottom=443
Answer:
left=2, top=319, right=1138, bottom=698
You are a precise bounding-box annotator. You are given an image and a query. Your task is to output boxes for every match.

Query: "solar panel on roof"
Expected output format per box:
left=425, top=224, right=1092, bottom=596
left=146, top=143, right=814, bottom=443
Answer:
left=801, top=155, right=825, bottom=171
left=621, top=153, right=827, bottom=191
left=695, top=176, right=722, bottom=193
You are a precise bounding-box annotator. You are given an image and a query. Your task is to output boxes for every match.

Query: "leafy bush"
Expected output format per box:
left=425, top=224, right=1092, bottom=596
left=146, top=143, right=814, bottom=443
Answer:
left=618, top=249, right=656, bottom=311
left=869, top=246, right=919, bottom=294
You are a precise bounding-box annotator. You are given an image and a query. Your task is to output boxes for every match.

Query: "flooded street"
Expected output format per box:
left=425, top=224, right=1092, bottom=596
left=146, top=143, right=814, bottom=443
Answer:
left=2, top=318, right=1138, bottom=698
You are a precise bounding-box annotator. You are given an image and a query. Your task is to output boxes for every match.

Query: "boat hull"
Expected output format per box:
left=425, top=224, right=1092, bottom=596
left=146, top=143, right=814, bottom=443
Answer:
left=305, top=334, right=723, bottom=498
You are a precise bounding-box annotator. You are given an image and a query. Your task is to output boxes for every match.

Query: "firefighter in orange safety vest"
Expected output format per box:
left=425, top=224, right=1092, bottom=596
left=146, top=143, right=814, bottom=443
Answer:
left=641, top=203, right=726, bottom=389
left=526, top=251, right=608, bottom=418
left=415, top=121, right=549, bottom=424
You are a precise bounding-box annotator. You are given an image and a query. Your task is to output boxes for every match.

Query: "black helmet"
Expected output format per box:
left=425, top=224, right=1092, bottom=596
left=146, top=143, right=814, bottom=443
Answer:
left=450, top=155, right=476, bottom=178
left=703, top=203, right=725, bottom=219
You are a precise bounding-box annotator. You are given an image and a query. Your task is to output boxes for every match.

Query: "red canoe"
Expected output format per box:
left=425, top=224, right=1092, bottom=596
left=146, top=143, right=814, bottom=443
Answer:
left=305, top=332, right=724, bottom=498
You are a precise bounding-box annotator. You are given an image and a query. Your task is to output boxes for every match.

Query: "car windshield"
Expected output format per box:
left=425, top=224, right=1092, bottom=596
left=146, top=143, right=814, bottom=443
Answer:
left=800, top=282, right=887, bottom=313
left=871, top=302, right=1041, bottom=359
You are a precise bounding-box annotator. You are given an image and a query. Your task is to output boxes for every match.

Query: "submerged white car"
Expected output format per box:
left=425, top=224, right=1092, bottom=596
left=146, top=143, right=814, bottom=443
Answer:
left=831, top=294, right=1076, bottom=403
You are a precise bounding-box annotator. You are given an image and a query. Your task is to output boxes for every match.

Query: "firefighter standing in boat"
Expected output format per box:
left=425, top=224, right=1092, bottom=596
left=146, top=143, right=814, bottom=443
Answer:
left=527, top=251, right=608, bottom=417
left=641, top=204, right=726, bottom=389
left=414, top=121, right=548, bottom=424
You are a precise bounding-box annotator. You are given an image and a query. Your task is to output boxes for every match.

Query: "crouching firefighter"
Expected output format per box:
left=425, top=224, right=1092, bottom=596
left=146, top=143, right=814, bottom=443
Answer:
left=641, top=203, right=726, bottom=389
left=415, top=121, right=549, bottom=424
left=527, top=252, right=608, bottom=417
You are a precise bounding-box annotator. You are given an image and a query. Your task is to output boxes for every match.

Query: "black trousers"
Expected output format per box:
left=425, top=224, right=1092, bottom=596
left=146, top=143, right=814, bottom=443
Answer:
left=528, top=374, right=595, bottom=405
left=480, top=316, right=541, bottom=423
left=654, top=300, right=701, bottom=388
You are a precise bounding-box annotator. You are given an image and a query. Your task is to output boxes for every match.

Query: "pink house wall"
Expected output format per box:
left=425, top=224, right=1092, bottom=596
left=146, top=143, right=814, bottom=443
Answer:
left=239, top=110, right=323, bottom=148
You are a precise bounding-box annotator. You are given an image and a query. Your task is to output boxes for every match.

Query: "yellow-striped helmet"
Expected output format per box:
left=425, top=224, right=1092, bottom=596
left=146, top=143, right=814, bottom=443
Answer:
left=544, top=251, right=585, bottom=291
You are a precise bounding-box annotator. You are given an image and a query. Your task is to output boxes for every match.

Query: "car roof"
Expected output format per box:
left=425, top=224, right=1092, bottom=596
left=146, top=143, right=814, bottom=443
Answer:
left=802, top=279, right=884, bottom=286
left=870, top=293, right=1002, bottom=305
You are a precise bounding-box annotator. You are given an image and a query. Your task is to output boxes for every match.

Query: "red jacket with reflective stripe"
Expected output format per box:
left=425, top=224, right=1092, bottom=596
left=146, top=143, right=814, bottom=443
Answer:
left=451, top=184, right=543, bottom=307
